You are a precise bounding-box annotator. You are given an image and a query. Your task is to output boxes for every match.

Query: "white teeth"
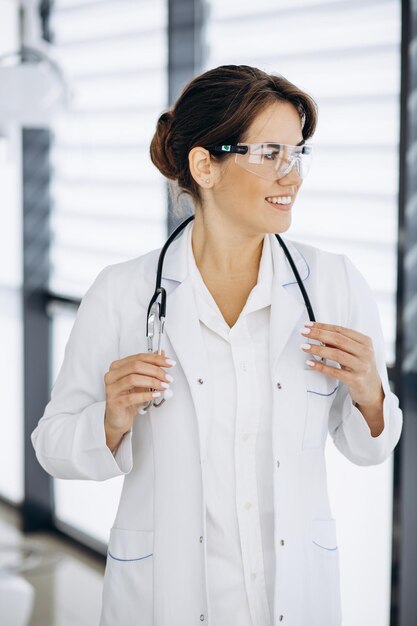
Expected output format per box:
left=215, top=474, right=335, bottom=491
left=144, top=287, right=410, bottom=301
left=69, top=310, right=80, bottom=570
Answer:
left=266, top=196, right=292, bottom=205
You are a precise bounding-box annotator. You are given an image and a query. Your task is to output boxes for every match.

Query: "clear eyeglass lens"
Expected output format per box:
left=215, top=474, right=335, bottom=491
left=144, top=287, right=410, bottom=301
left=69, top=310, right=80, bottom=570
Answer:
left=236, top=143, right=312, bottom=181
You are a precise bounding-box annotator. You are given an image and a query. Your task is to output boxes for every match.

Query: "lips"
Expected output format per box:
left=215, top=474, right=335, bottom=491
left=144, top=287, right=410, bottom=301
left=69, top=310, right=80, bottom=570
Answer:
left=265, top=196, right=292, bottom=204
left=265, top=198, right=293, bottom=210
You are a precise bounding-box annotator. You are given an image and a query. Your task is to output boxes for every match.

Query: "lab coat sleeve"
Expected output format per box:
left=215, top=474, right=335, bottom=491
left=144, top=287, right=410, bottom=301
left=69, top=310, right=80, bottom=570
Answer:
left=327, top=254, right=403, bottom=466
left=30, top=265, right=134, bottom=481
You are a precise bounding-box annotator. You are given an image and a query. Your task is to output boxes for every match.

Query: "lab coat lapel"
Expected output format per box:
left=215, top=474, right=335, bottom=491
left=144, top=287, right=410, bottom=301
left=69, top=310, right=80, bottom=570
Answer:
left=159, top=222, right=213, bottom=462
left=268, top=233, right=310, bottom=376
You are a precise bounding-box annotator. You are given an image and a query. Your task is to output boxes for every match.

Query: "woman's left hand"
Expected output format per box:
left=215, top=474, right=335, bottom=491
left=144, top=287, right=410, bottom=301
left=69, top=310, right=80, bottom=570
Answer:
left=300, top=321, right=384, bottom=407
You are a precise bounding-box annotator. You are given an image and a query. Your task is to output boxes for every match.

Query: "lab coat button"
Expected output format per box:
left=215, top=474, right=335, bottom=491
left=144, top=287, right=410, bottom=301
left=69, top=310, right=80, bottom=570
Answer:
left=200, top=614, right=205, bottom=621
left=251, top=572, right=257, bottom=580
left=197, top=378, right=204, bottom=384
left=244, top=501, right=252, bottom=510
left=280, top=539, right=285, bottom=545
left=241, top=432, right=249, bottom=441
left=199, top=536, right=203, bottom=543
left=276, top=382, right=282, bottom=389
left=279, top=615, right=284, bottom=621
left=277, top=460, right=280, bottom=468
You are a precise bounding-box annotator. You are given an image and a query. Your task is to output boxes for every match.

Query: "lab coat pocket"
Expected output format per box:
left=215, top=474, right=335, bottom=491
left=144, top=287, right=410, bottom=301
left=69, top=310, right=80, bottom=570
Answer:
left=311, top=517, right=339, bottom=554
left=99, top=527, right=154, bottom=626
left=308, top=518, right=342, bottom=624
left=303, top=369, right=339, bottom=449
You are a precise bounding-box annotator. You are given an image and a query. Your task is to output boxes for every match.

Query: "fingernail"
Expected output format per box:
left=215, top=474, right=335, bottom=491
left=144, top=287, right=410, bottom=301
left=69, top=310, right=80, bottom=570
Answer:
left=300, top=327, right=311, bottom=334
left=306, top=359, right=315, bottom=367
left=165, top=359, right=176, bottom=366
left=165, top=374, right=174, bottom=382
left=152, top=391, right=162, bottom=397
left=161, top=382, right=170, bottom=389
left=304, top=321, right=314, bottom=326
left=163, top=388, right=174, bottom=399
left=300, top=343, right=311, bottom=350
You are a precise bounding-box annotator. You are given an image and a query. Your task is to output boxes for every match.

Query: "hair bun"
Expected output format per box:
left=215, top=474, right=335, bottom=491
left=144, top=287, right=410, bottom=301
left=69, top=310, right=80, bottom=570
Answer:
left=159, top=111, right=173, bottom=125
left=149, top=109, right=178, bottom=180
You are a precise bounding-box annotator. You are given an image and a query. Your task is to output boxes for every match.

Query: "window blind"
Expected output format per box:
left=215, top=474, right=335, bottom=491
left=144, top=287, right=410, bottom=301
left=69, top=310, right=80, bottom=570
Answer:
left=48, top=0, right=167, bottom=546
left=49, top=0, right=168, bottom=298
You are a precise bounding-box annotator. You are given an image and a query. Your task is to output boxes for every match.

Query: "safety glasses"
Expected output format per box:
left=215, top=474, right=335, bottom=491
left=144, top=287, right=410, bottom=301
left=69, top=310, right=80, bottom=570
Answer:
left=206, top=142, right=313, bottom=181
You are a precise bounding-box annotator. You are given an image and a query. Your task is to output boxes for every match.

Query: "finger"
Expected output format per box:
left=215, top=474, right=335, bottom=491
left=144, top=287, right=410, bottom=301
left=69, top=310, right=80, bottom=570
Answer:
left=302, top=325, right=367, bottom=356
left=305, top=322, right=370, bottom=345
left=111, top=372, right=171, bottom=395
left=301, top=342, right=359, bottom=370
left=110, top=351, right=170, bottom=371
left=120, top=389, right=162, bottom=405
left=106, top=355, right=173, bottom=385
left=306, top=358, right=348, bottom=380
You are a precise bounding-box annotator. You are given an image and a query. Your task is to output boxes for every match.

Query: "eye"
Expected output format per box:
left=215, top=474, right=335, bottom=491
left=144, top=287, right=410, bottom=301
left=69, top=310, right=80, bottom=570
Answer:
left=264, top=151, right=279, bottom=161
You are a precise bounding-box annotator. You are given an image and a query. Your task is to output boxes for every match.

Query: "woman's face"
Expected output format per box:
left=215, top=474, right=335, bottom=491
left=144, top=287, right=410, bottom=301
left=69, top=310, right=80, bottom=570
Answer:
left=192, top=100, right=305, bottom=236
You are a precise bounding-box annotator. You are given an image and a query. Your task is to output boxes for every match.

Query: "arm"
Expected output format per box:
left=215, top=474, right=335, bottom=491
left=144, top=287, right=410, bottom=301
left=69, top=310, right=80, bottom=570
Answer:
left=105, top=418, right=131, bottom=454
left=328, top=254, right=403, bottom=465
left=354, top=384, right=385, bottom=438
left=30, top=265, right=134, bottom=481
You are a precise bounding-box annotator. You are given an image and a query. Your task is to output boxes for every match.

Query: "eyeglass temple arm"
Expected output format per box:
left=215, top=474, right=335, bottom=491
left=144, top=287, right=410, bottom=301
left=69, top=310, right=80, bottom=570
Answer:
left=207, top=144, right=312, bottom=155
left=207, top=145, right=248, bottom=155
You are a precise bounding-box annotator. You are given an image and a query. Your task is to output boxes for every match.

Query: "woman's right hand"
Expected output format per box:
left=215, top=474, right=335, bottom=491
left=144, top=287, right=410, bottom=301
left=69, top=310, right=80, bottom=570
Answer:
left=104, top=349, right=175, bottom=436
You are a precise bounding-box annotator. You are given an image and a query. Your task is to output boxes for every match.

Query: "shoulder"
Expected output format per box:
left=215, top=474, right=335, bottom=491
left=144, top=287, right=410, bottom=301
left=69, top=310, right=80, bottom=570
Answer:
left=85, top=246, right=161, bottom=302
left=286, top=236, right=369, bottom=292
left=282, top=236, right=348, bottom=279
left=282, top=237, right=366, bottom=326
left=108, top=247, right=160, bottom=282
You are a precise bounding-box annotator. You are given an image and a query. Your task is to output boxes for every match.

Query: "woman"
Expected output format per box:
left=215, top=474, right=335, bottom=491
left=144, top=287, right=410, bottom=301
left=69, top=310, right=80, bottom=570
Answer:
left=31, top=65, right=403, bottom=626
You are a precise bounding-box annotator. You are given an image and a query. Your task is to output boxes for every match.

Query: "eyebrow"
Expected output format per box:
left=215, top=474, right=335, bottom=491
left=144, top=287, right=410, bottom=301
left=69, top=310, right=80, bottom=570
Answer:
left=265, top=139, right=305, bottom=147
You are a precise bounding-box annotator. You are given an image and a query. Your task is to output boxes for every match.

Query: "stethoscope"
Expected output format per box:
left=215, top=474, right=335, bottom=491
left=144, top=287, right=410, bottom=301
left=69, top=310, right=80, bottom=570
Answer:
left=139, top=214, right=324, bottom=414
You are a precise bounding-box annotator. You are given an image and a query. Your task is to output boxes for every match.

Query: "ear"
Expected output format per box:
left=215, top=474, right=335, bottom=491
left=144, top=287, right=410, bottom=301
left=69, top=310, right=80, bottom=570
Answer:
left=188, top=146, right=213, bottom=187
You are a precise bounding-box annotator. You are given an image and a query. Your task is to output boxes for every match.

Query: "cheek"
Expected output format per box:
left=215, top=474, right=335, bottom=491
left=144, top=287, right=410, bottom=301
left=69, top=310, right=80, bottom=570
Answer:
left=237, top=170, right=265, bottom=199
left=220, top=166, right=253, bottom=198
left=219, top=163, right=267, bottom=215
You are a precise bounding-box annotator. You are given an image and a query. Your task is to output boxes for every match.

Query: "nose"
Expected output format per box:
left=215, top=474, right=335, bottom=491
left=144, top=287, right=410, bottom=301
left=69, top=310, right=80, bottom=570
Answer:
left=277, top=159, right=303, bottom=184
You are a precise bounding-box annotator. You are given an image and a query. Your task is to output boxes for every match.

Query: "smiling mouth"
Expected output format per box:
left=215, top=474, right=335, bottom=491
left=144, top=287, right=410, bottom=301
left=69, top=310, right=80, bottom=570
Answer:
left=265, top=196, right=293, bottom=206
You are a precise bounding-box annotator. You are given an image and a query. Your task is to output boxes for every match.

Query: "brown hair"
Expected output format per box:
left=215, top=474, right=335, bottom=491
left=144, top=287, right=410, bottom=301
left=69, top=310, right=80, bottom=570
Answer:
left=149, top=64, right=318, bottom=218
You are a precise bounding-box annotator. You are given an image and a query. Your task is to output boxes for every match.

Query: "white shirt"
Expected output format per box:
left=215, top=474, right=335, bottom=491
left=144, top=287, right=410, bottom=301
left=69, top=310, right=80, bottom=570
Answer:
left=187, top=223, right=275, bottom=626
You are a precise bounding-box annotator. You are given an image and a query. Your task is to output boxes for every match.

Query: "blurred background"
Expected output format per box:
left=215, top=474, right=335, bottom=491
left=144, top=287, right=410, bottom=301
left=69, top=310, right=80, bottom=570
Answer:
left=0, top=0, right=416, bottom=624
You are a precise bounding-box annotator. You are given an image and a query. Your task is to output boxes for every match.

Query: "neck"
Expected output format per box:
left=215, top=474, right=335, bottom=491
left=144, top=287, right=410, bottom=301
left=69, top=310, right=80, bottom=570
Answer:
left=191, top=209, right=265, bottom=281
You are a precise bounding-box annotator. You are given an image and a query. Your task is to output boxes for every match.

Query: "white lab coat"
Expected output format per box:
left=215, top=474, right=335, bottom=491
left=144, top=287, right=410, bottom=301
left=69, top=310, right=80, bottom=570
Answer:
left=30, top=220, right=403, bottom=626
